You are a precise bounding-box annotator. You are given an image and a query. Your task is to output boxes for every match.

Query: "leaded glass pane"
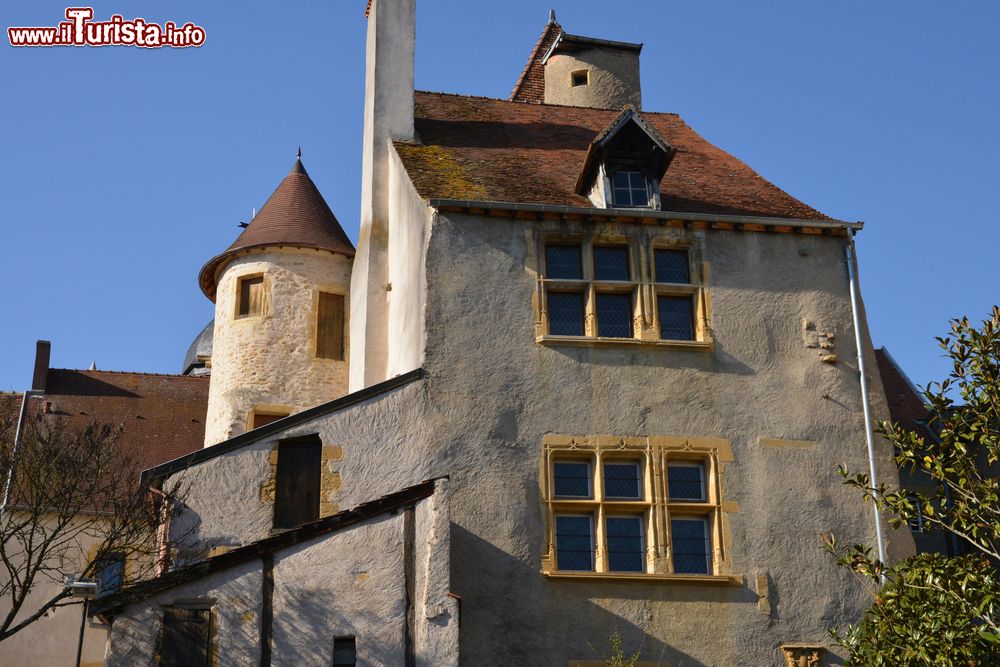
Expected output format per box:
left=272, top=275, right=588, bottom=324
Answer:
left=593, top=246, right=630, bottom=281
left=654, top=249, right=690, bottom=283
left=611, top=171, right=649, bottom=207
left=606, top=516, right=644, bottom=572
left=548, top=292, right=584, bottom=336
left=668, top=463, right=706, bottom=501
left=658, top=296, right=694, bottom=340
left=545, top=245, right=583, bottom=279
left=671, top=518, right=710, bottom=574
left=554, top=461, right=592, bottom=498
left=596, top=293, right=633, bottom=338
left=556, top=515, right=594, bottom=571
left=604, top=462, right=641, bottom=499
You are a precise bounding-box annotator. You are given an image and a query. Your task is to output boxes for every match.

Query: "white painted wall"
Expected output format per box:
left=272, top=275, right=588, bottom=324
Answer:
left=386, top=144, right=431, bottom=379
left=352, top=0, right=417, bottom=392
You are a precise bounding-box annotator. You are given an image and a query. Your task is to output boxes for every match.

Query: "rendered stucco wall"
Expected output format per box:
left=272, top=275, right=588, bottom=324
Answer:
left=168, top=210, right=908, bottom=665
left=544, top=47, right=642, bottom=109
left=205, top=248, right=351, bottom=446
left=0, top=517, right=109, bottom=667
left=386, top=145, right=431, bottom=378
left=106, top=560, right=262, bottom=667
left=106, top=488, right=457, bottom=666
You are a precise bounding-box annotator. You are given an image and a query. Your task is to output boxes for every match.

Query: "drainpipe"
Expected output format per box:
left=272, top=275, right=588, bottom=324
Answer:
left=846, top=234, right=887, bottom=566
left=1, top=390, right=38, bottom=518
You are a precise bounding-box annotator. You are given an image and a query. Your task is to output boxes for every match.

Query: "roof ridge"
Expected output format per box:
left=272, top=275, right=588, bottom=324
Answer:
left=49, top=368, right=209, bottom=379
left=416, top=89, right=681, bottom=116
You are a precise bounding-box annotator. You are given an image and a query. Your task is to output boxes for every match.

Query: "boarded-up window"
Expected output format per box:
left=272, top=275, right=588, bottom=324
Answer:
left=316, top=292, right=345, bottom=360
left=273, top=437, right=321, bottom=530
left=160, top=607, right=210, bottom=667
left=333, top=636, right=357, bottom=666
left=237, top=275, right=265, bottom=318
left=251, top=410, right=289, bottom=430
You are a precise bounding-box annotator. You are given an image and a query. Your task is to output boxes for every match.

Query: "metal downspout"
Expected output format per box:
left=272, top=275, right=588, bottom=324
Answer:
left=846, top=234, right=887, bottom=565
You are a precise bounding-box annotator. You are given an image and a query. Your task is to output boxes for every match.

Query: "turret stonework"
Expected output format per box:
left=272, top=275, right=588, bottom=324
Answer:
left=199, top=157, right=354, bottom=446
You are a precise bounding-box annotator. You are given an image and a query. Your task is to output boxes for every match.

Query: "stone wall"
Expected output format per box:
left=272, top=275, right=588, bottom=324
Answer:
left=204, top=248, right=352, bottom=446
left=544, top=47, right=642, bottom=109
left=168, top=209, right=909, bottom=665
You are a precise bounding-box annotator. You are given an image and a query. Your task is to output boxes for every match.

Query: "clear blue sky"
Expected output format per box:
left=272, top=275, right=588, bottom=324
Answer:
left=2, top=1, right=997, bottom=393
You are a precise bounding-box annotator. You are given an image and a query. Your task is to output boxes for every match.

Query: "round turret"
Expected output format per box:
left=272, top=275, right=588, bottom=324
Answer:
left=199, top=156, right=355, bottom=446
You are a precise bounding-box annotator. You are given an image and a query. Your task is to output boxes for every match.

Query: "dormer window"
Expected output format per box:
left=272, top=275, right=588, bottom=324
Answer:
left=610, top=171, right=652, bottom=208
left=574, top=106, right=675, bottom=211
left=571, top=69, right=589, bottom=87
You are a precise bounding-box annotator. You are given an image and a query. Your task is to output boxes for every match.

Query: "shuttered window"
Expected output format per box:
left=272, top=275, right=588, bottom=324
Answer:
left=237, top=275, right=265, bottom=318
left=316, top=292, right=345, bottom=360
left=273, top=437, right=322, bottom=530
left=160, top=607, right=211, bottom=667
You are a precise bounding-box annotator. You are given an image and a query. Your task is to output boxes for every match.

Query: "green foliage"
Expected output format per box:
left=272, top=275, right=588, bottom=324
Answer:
left=605, top=628, right=641, bottom=667
left=825, top=307, right=1000, bottom=665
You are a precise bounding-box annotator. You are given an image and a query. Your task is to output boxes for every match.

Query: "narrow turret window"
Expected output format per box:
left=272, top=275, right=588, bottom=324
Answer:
left=316, top=292, right=345, bottom=360
left=236, top=275, right=265, bottom=319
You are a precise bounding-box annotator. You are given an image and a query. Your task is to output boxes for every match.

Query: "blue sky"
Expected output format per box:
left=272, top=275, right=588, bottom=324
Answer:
left=1, top=1, right=997, bottom=393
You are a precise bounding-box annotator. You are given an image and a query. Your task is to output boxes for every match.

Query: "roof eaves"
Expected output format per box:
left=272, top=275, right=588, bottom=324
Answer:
left=141, top=368, right=428, bottom=483
left=541, top=33, right=643, bottom=65
left=428, top=199, right=863, bottom=233
left=91, top=478, right=442, bottom=616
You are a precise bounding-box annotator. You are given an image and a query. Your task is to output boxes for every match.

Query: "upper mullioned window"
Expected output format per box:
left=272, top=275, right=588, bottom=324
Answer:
left=537, top=237, right=709, bottom=349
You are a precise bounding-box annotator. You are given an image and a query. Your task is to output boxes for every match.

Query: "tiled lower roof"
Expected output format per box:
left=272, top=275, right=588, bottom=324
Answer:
left=41, top=369, right=209, bottom=472
left=91, top=478, right=440, bottom=616
left=397, top=91, right=830, bottom=221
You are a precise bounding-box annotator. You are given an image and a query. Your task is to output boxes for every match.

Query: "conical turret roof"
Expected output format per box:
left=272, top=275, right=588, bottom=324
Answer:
left=199, top=156, right=355, bottom=300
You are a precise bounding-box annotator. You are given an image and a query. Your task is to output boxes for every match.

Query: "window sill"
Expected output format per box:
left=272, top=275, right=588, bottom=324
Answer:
left=543, top=571, right=742, bottom=586
left=537, top=335, right=712, bottom=352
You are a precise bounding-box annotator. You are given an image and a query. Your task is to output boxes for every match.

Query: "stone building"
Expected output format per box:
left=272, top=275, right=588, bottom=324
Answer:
left=5, top=2, right=920, bottom=665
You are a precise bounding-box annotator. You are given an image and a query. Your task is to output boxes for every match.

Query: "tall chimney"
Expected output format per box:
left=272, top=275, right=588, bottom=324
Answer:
left=350, top=0, right=416, bottom=391
left=31, top=340, right=51, bottom=392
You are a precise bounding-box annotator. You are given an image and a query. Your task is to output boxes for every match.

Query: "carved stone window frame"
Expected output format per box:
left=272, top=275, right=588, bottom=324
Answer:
left=540, top=434, right=740, bottom=585
left=533, top=227, right=712, bottom=350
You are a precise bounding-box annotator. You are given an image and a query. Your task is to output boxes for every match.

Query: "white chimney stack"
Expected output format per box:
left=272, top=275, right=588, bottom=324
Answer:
left=350, top=0, right=416, bottom=391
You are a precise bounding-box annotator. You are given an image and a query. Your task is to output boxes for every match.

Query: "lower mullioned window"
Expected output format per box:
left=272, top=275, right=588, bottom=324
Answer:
left=541, top=434, right=736, bottom=581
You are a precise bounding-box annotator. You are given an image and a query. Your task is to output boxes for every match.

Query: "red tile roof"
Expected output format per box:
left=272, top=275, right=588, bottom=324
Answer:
left=875, top=348, right=929, bottom=432
left=199, top=158, right=355, bottom=301
left=39, top=369, right=209, bottom=472
left=396, top=92, right=829, bottom=220
left=510, top=19, right=562, bottom=103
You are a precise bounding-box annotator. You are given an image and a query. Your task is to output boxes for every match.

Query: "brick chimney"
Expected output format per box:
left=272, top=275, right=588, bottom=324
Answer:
left=31, top=340, right=51, bottom=392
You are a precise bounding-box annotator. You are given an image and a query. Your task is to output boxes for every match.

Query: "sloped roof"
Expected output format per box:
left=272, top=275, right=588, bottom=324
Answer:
left=40, top=369, right=209, bottom=472
left=875, top=348, right=929, bottom=433
left=510, top=18, right=563, bottom=103
left=91, top=478, right=440, bottom=616
left=396, top=91, right=830, bottom=220
left=199, top=158, right=355, bottom=301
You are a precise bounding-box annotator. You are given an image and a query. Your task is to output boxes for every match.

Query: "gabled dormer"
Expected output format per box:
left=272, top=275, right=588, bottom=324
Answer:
left=575, top=106, right=676, bottom=210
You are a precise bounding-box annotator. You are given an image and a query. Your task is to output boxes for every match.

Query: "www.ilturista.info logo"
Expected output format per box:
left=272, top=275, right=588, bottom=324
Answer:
left=8, top=8, right=205, bottom=48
